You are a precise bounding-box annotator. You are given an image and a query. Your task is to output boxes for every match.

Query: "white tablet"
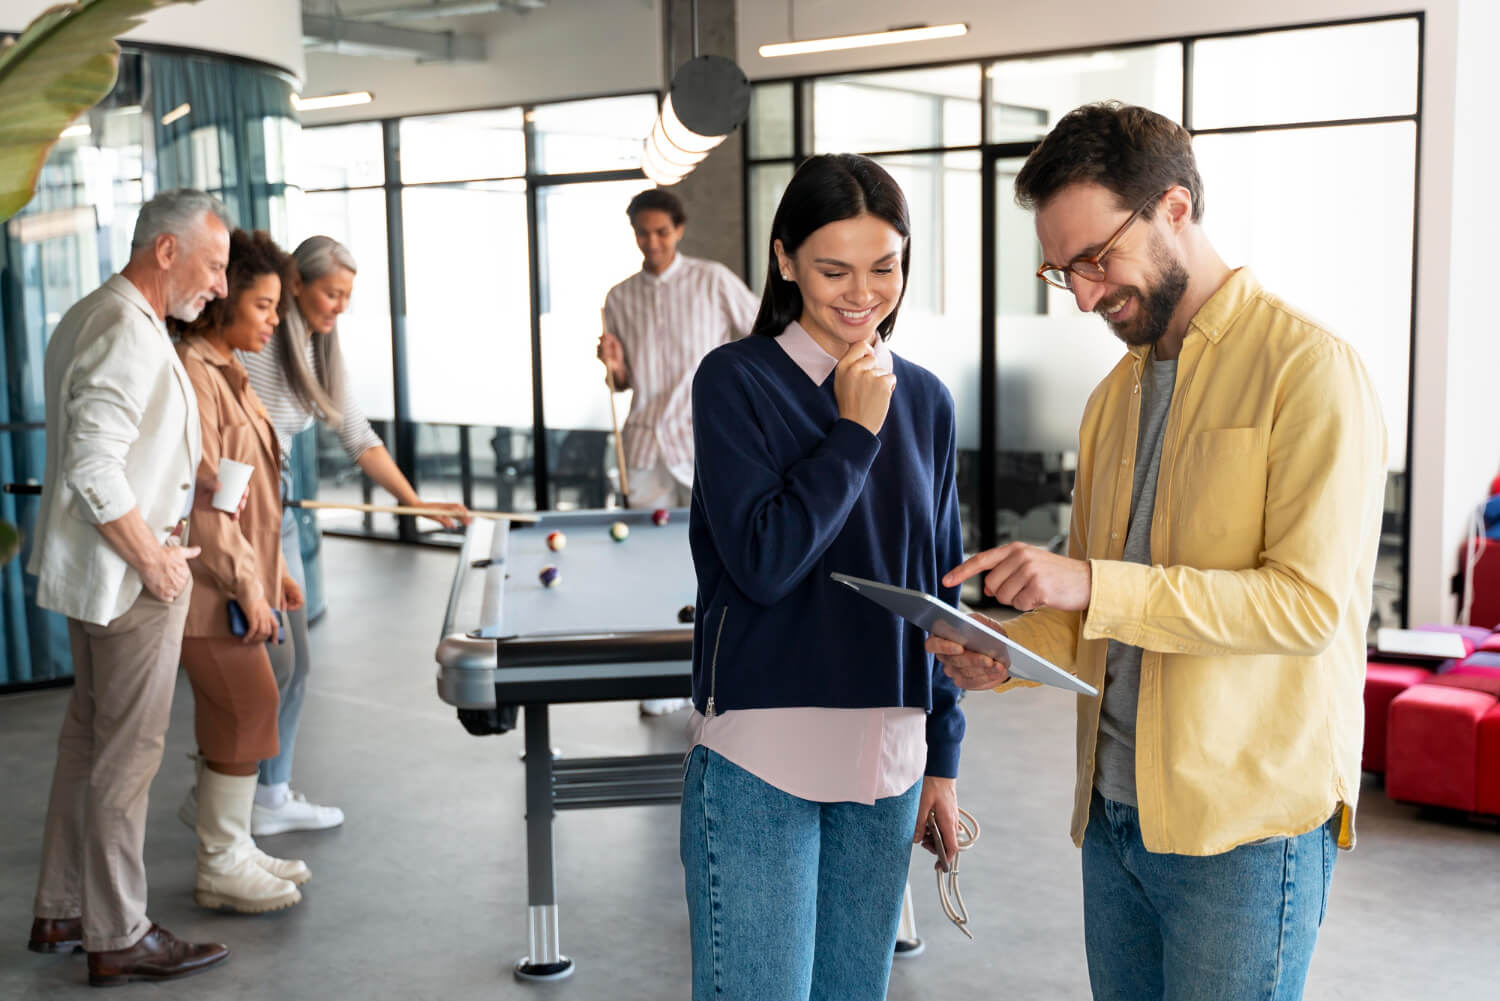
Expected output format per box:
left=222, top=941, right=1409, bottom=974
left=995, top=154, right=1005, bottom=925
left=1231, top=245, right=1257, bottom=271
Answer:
left=830, top=572, right=1099, bottom=697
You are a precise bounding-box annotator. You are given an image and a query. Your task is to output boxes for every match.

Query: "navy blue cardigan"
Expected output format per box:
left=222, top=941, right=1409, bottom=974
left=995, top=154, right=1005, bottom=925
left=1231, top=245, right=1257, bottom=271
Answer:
left=687, top=333, right=966, bottom=778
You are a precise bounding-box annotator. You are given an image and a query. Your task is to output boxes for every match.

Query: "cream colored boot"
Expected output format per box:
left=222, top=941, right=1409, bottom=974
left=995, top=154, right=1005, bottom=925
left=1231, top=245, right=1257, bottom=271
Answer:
left=248, top=845, right=310, bottom=886
left=194, top=769, right=303, bottom=913
left=190, top=755, right=310, bottom=884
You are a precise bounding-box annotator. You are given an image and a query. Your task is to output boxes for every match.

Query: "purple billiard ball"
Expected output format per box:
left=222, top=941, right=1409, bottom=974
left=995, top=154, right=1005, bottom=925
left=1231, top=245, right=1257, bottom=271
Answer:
left=539, top=565, right=560, bottom=588
left=652, top=508, right=670, bottom=526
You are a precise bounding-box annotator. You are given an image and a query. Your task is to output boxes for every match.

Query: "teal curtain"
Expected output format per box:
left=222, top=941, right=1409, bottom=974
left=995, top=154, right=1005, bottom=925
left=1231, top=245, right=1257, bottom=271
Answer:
left=0, top=48, right=297, bottom=689
left=149, top=50, right=296, bottom=232
left=1, top=234, right=69, bottom=684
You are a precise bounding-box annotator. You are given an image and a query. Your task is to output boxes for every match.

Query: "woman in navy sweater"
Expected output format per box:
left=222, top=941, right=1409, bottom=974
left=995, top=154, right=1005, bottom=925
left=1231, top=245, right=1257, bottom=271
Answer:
left=681, top=154, right=966, bottom=1000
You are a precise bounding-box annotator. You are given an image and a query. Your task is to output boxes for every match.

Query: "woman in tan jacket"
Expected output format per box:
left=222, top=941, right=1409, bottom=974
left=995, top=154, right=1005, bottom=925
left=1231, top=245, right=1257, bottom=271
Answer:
left=175, top=229, right=308, bottom=913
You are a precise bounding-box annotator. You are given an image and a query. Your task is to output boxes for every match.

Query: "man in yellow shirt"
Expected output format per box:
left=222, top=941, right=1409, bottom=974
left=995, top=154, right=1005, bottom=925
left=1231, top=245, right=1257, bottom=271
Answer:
left=929, top=103, right=1387, bottom=1000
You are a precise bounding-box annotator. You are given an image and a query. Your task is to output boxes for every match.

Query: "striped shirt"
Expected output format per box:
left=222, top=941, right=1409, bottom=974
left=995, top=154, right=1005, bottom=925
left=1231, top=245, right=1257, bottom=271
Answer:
left=237, top=330, right=383, bottom=466
left=602, top=254, right=758, bottom=484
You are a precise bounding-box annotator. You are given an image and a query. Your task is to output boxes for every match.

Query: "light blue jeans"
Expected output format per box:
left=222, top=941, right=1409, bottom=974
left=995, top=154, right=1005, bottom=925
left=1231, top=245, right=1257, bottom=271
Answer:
left=1082, top=790, right=1337, bottom=1001
left=680, top=746, right=921, bottom=1001
left=257, top=505, right=310, bottom=787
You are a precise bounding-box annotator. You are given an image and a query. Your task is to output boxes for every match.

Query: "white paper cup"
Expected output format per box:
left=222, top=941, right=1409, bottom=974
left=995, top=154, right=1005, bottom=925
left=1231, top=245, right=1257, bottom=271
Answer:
left=212, top=459, right=254, bottom=513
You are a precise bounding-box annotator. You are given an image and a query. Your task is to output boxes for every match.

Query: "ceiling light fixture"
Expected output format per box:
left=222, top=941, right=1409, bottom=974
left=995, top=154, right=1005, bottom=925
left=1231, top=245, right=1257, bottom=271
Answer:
left=59, top=123, right=92, bottom=139
left=640, top=1, right=750, bottom=187
left=759, top=21, right=968, bottom=59
left=292, top=91, right=375, bottom=112
left=160, top=103, right=191, bottom=126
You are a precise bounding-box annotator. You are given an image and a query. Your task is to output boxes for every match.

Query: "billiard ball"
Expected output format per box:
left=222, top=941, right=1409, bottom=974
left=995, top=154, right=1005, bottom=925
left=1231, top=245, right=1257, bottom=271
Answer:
left=677, top=604, right=695, bottom=624
left=609, top=521, right=629, bottom=542
left=546, top=530, right=567, bottom=552
left=652, top=508, right=670, bottom=526
left=538, top=565, right=560, bottom=588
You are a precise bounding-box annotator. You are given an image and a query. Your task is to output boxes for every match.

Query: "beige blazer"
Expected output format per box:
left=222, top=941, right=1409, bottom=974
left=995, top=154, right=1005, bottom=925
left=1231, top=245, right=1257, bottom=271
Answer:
left=27, top=275, right=201, bottom=626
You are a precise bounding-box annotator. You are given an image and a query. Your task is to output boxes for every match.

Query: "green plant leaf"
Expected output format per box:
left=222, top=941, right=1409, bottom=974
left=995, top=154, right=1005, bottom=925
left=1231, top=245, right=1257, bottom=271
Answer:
left=0, top=518, right=19, bottom=566
left=0, top=0, right=200, bottom=221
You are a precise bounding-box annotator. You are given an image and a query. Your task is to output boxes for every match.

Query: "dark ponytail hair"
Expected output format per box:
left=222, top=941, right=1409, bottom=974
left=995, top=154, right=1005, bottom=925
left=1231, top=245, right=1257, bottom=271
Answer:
left=751, top=153, right=911, bottom=341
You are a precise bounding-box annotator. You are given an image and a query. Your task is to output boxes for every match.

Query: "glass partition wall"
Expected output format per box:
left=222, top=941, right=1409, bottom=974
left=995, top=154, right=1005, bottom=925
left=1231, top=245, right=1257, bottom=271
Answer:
left=289, top=93, right=658, bottom=539
left=746, top=15, right=1420, bottom=625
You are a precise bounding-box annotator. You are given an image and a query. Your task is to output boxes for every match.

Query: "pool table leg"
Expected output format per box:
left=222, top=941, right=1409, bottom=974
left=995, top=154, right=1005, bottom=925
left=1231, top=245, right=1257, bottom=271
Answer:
left=514, top=703, right=574, bottom=982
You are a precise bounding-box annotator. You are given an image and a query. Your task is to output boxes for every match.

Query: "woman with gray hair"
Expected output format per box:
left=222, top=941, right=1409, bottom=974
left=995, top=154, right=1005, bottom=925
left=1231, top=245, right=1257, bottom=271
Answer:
left=177, top=235, right=467, bottom=836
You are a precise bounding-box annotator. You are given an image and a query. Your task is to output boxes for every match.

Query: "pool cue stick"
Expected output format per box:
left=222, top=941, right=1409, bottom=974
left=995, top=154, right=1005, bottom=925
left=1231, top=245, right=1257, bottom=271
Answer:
left=285, top=499, right=538, bottom=523
left=602, top=307, right=631, bottom=509
left=3, top=484, right=535, bottom=523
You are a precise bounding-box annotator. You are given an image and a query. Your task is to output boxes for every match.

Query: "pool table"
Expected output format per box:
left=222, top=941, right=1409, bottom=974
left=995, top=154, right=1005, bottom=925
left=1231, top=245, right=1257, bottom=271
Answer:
left=434, top=507, right=694, bottom=982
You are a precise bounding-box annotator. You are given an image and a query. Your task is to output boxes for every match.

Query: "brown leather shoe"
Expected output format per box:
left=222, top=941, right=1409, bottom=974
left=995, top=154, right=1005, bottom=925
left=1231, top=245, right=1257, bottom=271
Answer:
left=28, top=916, right=84, bottom=954
left=87, top=923, right=228, bottom=987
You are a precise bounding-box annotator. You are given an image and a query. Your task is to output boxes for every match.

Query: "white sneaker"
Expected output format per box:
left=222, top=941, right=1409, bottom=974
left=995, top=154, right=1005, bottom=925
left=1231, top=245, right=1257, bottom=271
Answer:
left=251, top=790, right=345, bottom=836
left=639, top=698, right=690, bottom=717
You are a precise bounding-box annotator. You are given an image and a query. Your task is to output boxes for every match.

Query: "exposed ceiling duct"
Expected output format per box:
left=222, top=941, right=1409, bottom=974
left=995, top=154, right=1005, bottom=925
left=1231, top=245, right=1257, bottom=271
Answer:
left=339, top=1, right=546, bottom=21
left=302, top=12, right=487, bottom=62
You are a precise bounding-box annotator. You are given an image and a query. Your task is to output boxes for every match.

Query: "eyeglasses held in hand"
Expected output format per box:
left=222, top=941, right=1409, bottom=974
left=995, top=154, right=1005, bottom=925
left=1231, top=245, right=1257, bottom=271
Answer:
left=925, top=807, right=980, bottom=939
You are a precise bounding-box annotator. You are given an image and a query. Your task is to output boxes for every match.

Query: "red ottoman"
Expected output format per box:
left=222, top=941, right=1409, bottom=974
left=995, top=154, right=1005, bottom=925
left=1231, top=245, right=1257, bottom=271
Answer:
left=1363, top=662, right=1434, bottom=773
left=1386, top=679, right=1500, bottom=812
left=1479, top=703, right=1500, bottom=816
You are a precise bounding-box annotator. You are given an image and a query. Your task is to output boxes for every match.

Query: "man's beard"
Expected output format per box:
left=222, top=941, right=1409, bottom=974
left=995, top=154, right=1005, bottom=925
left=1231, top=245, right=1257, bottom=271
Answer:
left=166, top=280, right=207, bottom=323
left=169, top=297, right=205, bottom=323
left=1097, top=239, right=1189, bottom=348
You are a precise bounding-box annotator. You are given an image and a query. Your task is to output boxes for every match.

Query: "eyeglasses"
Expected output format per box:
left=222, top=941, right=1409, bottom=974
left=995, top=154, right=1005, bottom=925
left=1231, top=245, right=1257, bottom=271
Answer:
left=925, top=807, right=980, bottom=939
left=1036, top=192, right=1162, bottom=291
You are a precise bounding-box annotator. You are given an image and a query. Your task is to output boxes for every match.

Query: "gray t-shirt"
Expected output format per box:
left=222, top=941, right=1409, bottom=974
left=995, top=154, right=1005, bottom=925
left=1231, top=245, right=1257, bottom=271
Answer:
left=1093, top=353, right=1177, bottom=807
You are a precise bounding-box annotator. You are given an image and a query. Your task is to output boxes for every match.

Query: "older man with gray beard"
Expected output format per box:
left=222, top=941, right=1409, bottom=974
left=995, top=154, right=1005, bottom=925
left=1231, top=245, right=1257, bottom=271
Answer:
left=25, top=189, right=236, bottom=986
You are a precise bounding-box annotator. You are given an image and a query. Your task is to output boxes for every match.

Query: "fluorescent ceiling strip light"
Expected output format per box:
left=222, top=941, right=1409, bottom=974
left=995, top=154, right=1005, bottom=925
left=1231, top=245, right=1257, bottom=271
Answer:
left=759, top=22, right=967, bottom=59
left=60, top=123, right=92, bottom=138
left=293, top=91, right=374, bottom=112
left=160, top=103, right=191, bottom=126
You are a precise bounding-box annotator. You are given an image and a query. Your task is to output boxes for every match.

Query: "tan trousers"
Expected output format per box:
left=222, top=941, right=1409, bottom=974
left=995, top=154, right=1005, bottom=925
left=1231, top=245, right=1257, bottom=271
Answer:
left=32, top=584, right=191, bottom=952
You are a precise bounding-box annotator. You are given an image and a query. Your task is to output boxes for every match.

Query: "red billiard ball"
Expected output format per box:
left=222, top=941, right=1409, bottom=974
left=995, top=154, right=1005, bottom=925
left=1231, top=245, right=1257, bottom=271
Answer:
left=539, top=565, right=560, bottom=588
left=652, top=509, right=670, bottom=526
left=546, top=531, right=567, bottom=551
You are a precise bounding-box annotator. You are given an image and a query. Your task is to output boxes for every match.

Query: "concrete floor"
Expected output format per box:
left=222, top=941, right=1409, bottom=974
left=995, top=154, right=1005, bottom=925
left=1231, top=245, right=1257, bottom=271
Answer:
left=2, top=535, right=1497, bottom=999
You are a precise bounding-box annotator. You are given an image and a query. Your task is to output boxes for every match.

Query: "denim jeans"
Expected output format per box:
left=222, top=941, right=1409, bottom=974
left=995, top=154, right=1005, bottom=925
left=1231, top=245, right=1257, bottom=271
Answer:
left=680, top=746, right=921, bottom=1001
left=1082, top=790, right=1336, bottom=1001
left=257, top=504, right=310, bottom=787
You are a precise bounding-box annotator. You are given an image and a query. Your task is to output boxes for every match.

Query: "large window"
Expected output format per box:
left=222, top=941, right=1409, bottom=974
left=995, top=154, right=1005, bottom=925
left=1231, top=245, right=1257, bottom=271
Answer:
left=294, top=93, right=660, bottom=539
left=748, top=15, right=1420, bottom=623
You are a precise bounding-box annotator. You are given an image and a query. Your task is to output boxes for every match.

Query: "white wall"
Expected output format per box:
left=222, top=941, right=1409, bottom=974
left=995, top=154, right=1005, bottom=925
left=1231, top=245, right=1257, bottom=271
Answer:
left=741, top=0, right=1486, bottom=626
left=299, top=0, right=661, bottom=124
left=0, top=0, right=305, bottom=79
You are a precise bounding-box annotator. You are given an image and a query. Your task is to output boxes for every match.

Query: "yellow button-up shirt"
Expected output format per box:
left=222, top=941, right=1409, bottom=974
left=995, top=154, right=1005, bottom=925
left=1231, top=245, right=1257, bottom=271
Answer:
left=1000, top=268, right=1387, bottom=856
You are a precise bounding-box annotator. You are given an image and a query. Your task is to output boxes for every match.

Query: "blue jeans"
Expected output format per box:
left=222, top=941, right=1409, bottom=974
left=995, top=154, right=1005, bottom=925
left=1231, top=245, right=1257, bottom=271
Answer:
left=1082, top=790, right=1336, bottom=1001
left=680, top=747, right=921, bottom=1001
left=258, top=505, right=310, bottom=787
